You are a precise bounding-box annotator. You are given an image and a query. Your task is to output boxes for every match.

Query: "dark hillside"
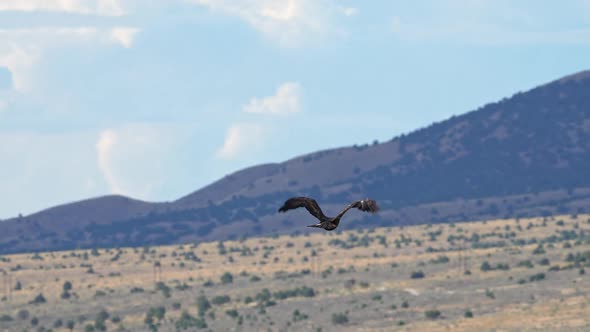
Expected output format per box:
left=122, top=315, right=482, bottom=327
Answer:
left=0, top=71, right=589, bottom=254
left=362, top=76, right=590, bottom=206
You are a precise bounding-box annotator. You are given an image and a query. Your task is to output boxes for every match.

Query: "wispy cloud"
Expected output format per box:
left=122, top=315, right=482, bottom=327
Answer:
left=391, top=16, right=590, bottom=45
left=96, top=129, right=123, bottom=195
left=216, top=123, right=264, bottom=159
left=186, top=0, right=350, bottom=47
left=340, top=7, right=358, bottom=17
left=0, top=45, right=40, bottom=92
left=0, top=0, right=125, bottom=16
left=390, top=1, right=590, bottom=45
left=0, top=27, right=140, bottom=91
left=95, top=124, right=193, bottom=199
left=243, top=82, right=301, bottom=115
left=110, top=27, right=141, bottom=48
left=0, top=130, right=105, bottom=217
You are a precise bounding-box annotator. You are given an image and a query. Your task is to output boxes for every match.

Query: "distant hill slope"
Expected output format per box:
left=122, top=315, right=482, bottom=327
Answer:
left=1, top=71, right=589, bottom=254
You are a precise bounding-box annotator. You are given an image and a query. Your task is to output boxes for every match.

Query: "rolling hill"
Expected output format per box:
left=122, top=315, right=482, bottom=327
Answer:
left=1, top=70, right=589, bottom=254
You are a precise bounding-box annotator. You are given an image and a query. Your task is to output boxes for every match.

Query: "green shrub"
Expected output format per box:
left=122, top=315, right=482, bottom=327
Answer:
left=273, top=286, right=316, bottom=300
left=292, top=309, right=308, bottom=321
left=196, top=295, right=211, bottom=316
left=211, top=295, right=231, bottom=305
left=425, top=309, right=441, bottom=319
left=94, top=318, right=106, bottom=331
left=518, top=260, right=534, bottom=268
left=175, top=311, right=207, bottom=330
left=0, top=315, right=13, bottom=322
left=331, top=312, right=348, bottom=325
left=430, top=255, right=450, bottom=264
left=30, top=293, right=46, bottom=304
left=529, top=273, right=545, bottom=282
left=155, top=282, right=171, bottom=298
left=220, top=272, right=233, bottom=284
left=226, top=309, right=239, bottom=318
left=495, top=263, right=510, bottom=270
left=532, top=245, right=546, bottom=255
left=96, top=310, right=108, bottom=321
left=255, top=289, right=272, bottom=303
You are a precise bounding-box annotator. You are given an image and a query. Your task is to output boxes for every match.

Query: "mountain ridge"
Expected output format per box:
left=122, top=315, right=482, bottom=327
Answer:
left=1, top=70, right=589, bottom=254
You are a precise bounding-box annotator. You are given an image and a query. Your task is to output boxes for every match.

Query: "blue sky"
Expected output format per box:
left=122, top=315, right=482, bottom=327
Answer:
left=1, top=0, right=589, bottom=218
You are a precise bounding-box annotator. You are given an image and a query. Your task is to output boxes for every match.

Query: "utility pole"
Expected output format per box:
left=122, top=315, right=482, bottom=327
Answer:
left=310, top=250, right=321, bottom=278
left=153, top=261, right=162, bottom=283
left=2, top=271, right=10, bottom=302
left=7, top=273, right=11, bottom=301
left=2, top=271, right=6, bottom=300
left=459, top=237, right=466, bottom=276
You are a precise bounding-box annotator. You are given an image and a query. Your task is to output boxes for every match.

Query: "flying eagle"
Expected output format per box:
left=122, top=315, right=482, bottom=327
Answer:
left=278, top=197, right=379, bottom=231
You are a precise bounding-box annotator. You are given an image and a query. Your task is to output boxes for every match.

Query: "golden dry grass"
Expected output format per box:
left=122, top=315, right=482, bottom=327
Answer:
left=0, top=214, right=589, bottom=331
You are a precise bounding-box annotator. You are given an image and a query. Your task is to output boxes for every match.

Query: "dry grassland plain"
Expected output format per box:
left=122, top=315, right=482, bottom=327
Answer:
left=1, top=214, right=589, bottom=331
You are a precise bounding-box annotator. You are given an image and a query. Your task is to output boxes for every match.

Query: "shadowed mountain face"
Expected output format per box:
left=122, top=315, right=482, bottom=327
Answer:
left=1, top=71, right=590, bottom=254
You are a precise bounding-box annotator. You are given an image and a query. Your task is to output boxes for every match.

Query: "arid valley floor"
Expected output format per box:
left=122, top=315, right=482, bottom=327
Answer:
left=1, top=215, right=589, bottom=331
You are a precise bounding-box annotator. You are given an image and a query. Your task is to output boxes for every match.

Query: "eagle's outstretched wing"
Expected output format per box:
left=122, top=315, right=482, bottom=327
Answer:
left=334, top=198, right=379, bottom=220
left=278, top=197, right=328, bottom=222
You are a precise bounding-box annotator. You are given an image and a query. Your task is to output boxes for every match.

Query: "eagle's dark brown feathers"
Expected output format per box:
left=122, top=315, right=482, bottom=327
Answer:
left=278, top=196, right=379, bottom=231
left=278, top=197, right=328, bottom=221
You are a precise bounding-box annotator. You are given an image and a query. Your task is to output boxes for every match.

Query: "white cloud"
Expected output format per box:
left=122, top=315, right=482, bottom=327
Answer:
left=186, top=0, right=348, bottom=47
left=0, top=46, right=40, bottom=92
left=95, top=124, right=192, bottom=199
left=243, top=82, right=301, bottom=115
left=0, top=27, right=140, bottom=46
left=110, top=27, right=140, bottom=48
left=340, top=7, right=358, bottom=17
left=0, top=28, right=98, bottom=91
left=390, top=1, right=590, bottom=45
left=216, top=123, right=264, bottom=159
left=391, top=16, right=590, bottom=45
left=0, top=124, right=194, bottom=217
left=96, top=129, right=123, bottom=195
left=0, top=27, right=140, bottom=91
left=0, top=0, right=125, bottom=16
left=0, top=130, right=102, bottom=217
